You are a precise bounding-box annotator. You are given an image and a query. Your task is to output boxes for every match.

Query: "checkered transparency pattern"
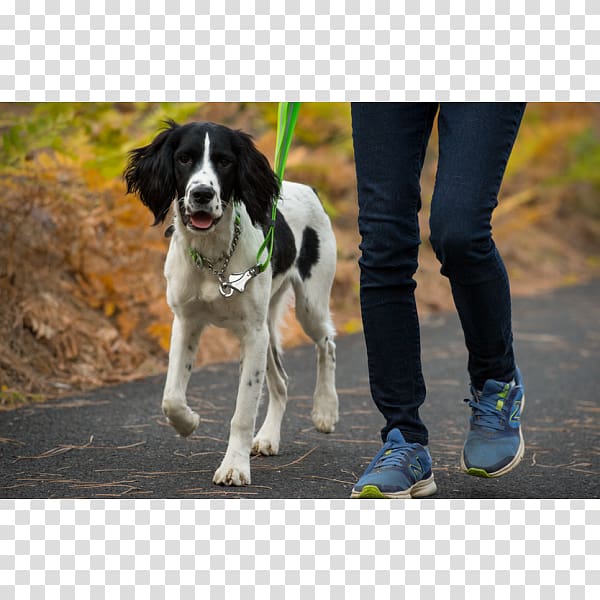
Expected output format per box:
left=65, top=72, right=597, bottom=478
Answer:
left=0, top=0, right=599, bottom=101
left=1, top=500, right=599, bottom=599
left=1, top=1, right=599, bottom=598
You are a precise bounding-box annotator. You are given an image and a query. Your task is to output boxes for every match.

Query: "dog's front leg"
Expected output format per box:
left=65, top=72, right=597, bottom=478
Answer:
left=213, top=324, right=269, bottom=486
left=162, top=315, right=203, bottom=437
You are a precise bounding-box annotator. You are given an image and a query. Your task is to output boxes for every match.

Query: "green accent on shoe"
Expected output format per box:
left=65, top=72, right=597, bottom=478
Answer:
left=359, top=485, right=387, bottom=499
left=466, top=467, right=493, bottom=478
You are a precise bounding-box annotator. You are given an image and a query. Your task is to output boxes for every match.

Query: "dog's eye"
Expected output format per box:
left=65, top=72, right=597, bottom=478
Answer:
left=217, top=157, right=232, bottom=168
left=177, top=154, right=191, bottom=165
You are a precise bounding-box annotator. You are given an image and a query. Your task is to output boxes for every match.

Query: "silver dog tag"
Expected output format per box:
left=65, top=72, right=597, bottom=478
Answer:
left=218, top=266, right=260, bottom=297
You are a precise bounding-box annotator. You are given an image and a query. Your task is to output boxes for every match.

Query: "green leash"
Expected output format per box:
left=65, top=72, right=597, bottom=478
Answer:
left=205, top=102, right=300, bottom=297
left=255, top=101, right=301, bottom=273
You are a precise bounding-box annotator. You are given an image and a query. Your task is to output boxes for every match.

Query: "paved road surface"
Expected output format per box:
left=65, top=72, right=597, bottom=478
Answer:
left=1, top=281, right=598, bottom=499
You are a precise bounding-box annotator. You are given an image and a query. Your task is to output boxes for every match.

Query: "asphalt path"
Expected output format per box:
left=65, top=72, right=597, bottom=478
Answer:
left=1, top=281, right=599, bottom=499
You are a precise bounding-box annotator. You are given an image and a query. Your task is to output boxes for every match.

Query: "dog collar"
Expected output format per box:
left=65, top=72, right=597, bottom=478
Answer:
left=187, top=211, right=261, bottom=297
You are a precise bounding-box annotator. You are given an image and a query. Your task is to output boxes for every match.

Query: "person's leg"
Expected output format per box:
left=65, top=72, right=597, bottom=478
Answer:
left=429, top=102, right=526, bottom=389
left=428, top=102, right=527, bottom=477
left=351, top=102, right=438, bottom=446
left=350, top=103, right=439, bottom=499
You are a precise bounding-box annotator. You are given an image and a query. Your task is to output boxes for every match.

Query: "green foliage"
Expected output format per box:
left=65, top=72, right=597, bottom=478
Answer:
left=255, top=101, right=353, bottom=153
left=0, top=102, right=202, bottom=180
left=564, top=128, right=600, bottom=188
left=0, top=385, right=44, bottom=408
left=1, top=103, right=71, bottom=164
left=3, top=102, right=598, bottom=210
left=293, top=102, right=352, bottom=148
left=504, top=105, right=600, bottom=190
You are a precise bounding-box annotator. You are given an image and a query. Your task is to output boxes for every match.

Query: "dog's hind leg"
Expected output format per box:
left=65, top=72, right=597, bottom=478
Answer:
left=161, top=316, right=203, bottom=437
left=252, top=285, right=291, bottom=456
left=293, top=277, right=339, bottom=433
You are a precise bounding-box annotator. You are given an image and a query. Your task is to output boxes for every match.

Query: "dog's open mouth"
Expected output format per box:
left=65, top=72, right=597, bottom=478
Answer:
left=187, top=211, right=220, bottom=231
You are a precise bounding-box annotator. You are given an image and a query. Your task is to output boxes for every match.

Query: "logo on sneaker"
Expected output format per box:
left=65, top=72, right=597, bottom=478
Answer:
left=510, top=399, right=522, bottom=423
left=409, top=456, right=425, bottom=480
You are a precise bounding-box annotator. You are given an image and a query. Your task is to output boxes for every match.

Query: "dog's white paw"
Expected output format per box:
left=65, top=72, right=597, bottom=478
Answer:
left=213, top=459, right=251, bottom=486
left=251, top=435, right=280, bottom=456
left=162, top=403, right=200, bottom=437
left=312, top=402, right=339, bottom=433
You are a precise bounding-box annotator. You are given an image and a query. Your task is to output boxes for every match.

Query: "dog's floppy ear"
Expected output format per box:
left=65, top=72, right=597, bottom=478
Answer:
left=232, top=130, right=280, bottom=228
left=124, top=120, right=180, bottom=225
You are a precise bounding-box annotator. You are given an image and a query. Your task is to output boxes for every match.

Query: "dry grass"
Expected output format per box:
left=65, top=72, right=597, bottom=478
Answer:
left=14, top=435, right=146, bottom=461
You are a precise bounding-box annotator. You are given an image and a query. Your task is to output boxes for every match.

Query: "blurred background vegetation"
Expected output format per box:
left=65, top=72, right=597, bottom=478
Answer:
left=1, top=102, right=599, bottom=406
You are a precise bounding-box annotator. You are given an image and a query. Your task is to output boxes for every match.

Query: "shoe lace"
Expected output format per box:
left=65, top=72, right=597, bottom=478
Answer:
left=374, top=443, right=414, bottom=470
left=464, top=395, right=506, bottom=431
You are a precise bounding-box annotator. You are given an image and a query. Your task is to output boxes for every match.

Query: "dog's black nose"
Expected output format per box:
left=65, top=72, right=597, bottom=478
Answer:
left=190, top=185, right=215, bottom=204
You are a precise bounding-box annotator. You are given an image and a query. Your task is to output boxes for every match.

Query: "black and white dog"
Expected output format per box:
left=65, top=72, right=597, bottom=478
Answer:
left=124, top=121, right=338, bottom=486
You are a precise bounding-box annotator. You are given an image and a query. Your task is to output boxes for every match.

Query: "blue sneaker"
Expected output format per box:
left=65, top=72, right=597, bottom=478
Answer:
left=461, top=367, right=525, bottom=478
left=351, top=428, right=437, bottom=498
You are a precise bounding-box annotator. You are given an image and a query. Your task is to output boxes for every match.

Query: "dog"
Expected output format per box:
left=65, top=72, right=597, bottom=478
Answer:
left=124, top=120, right=339, bottom=486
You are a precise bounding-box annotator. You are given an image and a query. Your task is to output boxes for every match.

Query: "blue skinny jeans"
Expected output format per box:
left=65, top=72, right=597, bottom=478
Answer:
left=351, top=102, right=526, bottom=445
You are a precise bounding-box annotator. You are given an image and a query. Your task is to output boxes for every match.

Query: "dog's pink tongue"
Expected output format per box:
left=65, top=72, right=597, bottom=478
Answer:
left=191, top=212, right=213, bottom=229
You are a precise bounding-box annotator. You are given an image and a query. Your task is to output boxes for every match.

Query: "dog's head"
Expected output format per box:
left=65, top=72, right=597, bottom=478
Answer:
left=124, top=120, right=280, bottom=232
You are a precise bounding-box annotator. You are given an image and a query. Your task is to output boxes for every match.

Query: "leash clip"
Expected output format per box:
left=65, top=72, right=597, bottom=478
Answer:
left=218, top=265, right=260, bottom=297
